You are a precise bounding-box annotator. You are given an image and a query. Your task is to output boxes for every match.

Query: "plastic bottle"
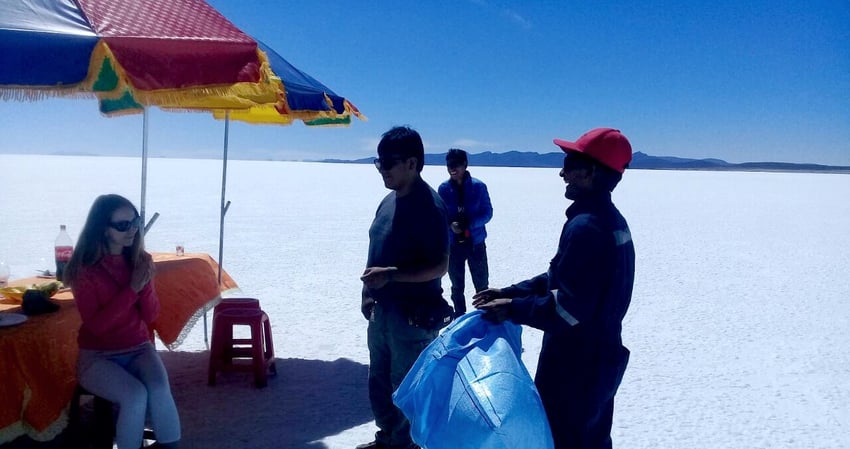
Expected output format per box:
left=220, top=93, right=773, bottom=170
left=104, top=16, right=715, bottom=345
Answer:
left=55, top=225, right=74, bottom=281
left=0, top=261, right=9, bottom=287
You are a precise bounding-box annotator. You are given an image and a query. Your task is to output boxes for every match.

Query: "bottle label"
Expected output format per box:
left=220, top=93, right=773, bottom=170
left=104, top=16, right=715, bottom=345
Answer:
left=55, top=246, right=73, bottom=262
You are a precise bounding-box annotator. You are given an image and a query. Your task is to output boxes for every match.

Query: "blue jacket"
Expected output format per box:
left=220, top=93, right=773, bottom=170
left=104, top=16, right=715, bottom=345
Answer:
left=438, top=171, right=493, bottom=245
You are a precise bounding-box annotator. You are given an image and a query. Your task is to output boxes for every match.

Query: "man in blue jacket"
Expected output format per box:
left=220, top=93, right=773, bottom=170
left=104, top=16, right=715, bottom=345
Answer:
left=438, top=149, right=494, bottom=318
left=473, top=128, right=635, bottom=449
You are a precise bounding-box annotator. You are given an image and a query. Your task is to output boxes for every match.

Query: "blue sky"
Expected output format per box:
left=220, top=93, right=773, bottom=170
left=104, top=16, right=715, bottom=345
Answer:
left=1, top=0, right=848, bottom=165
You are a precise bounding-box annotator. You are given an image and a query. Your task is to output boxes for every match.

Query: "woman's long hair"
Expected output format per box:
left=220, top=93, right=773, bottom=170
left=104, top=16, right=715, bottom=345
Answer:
left=63, top=194, right=144, bottom=285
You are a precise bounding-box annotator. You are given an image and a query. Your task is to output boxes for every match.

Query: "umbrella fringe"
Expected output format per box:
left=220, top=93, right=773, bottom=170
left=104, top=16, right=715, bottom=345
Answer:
left=0, top=88, right=94, bottom=102
left=134, top=83, right=277, bottom=109
left=210, top=105, right=360, bottom=126
left=345, top=99, right=365, bottom=119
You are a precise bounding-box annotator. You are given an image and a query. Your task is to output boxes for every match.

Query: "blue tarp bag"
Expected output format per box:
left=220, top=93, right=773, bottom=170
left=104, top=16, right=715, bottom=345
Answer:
left=393, top=311, right=554, bottom=449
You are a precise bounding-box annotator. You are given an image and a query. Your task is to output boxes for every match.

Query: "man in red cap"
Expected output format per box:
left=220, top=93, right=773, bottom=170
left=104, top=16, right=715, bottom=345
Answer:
left=474, top=128, right=635, bottom=449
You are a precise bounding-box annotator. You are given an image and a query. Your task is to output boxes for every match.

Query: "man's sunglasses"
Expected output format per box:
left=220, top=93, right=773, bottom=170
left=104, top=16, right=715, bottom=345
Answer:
left=108, top=216, right=142, bottom=232
left=373, top=156, right=407, bottom=171
left=562, top=153, right=593, bottom=172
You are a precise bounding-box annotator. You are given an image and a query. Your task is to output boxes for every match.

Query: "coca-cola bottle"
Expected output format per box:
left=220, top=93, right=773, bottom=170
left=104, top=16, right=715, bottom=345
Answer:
left=55, top=225, right=74, bottom=281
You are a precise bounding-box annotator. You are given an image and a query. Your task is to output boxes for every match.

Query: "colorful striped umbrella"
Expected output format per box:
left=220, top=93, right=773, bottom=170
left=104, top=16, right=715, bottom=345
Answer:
left=0, top=0, right=362, bottom=123
left=1, top=0, right=364, bottom=225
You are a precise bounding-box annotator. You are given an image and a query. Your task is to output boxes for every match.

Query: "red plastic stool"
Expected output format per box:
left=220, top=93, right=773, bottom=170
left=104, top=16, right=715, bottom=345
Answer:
left=208, top=308, right=276, bottom=387
left=212, top=297, right=261, bottom=359
left=214, top=297, right=260, bottom=313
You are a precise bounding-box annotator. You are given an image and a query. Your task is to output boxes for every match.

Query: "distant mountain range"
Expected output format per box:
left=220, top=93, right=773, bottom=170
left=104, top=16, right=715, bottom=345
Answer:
left=321, top=151, right=850, bottom=173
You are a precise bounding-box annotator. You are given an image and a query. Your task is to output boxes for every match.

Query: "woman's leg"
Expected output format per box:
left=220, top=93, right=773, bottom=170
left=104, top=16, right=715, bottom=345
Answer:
left=77, top=350, right=147, bottom=449
left=125, top=343, right=181, bottom=444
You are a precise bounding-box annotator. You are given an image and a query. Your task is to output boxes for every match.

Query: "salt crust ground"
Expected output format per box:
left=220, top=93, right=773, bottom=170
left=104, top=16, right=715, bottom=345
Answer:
left=0, top=155, right=847, bottom=449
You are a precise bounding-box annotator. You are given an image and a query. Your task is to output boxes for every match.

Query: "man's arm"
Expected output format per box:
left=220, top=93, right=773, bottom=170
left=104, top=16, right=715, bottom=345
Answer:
left=470, top=181, right=494, bottom=228
left=501, top=273, right=549, bottom=297
left=392, top=253, right=449, bottom=283
left=510, top=219, right=610, bottom=333
left=361, top=247, right=449, bottom=289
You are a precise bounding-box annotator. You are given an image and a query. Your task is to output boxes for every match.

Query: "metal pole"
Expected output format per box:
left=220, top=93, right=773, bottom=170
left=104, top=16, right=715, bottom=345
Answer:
left=218, top=112, right=230, bottom=287
left=140, top=108, right=149, bottom=225
left=204, top=111, right=231, bottom=349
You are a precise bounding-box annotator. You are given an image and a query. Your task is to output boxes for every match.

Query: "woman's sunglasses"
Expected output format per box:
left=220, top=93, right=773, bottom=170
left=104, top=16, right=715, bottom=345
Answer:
left=108, top=216, right=142, bottom=232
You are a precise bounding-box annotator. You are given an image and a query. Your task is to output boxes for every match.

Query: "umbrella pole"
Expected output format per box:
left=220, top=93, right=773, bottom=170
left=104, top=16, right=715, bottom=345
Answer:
left=218, top=112, right=230, bottom=287
left=140, top=107, right=149, bottom=226
left=205, top=111, right=231, bottom=349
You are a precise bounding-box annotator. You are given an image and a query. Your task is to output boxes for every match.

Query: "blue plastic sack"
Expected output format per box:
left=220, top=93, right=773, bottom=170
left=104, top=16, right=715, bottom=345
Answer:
left=393, top=311, right=554, bottom=449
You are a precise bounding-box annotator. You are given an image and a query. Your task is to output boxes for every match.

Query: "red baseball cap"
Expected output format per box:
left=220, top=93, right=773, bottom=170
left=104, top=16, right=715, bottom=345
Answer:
left=553, top=128, right=632, bottom=173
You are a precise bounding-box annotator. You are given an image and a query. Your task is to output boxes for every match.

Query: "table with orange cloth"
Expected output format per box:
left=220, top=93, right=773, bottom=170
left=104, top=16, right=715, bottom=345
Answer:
left=0, top=252, right=237, bottom=444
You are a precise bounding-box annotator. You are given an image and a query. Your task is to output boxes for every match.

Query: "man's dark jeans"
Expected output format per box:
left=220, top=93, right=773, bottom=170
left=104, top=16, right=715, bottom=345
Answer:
left=367, top=303, right=437, bottom=449
left=448, top=242, right=489, bottom=316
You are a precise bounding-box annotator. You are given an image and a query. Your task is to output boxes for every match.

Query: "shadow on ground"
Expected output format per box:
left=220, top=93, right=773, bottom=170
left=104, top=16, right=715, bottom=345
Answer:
left=165, top=351, right=372, bottom=449
left=2, top=353, right=372, bottom=449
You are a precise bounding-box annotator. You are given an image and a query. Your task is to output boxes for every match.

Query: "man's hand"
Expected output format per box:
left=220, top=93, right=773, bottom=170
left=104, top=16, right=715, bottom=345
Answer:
left=361, top=266, right=397, bottom=290
left=473, top=289, right=512, bottom=323
left=450, top=221, right=463, bottom=235
left=361, top=286, right=375, bottom=320
left=472, top=288, right=504, bottom=305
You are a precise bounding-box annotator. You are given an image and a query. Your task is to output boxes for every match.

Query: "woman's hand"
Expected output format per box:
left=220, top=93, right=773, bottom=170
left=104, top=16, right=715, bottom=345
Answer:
left=130, top=252, right=155, bottom=293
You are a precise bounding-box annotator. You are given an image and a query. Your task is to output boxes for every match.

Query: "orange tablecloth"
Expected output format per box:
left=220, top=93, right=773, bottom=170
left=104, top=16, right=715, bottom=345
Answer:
left=150, top=252, right=238, bottom=348
left=0, top=252, right=237, bottom=443
left=0, top=289, right=77, bottom=443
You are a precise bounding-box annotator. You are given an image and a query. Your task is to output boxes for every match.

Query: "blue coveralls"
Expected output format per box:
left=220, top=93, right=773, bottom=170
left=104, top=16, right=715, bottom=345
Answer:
left=503, top=192, right=635, bottom=449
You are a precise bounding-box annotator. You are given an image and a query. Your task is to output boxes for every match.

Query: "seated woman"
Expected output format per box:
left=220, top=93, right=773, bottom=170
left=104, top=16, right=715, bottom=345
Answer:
left=64, top=194, right=180, bottom=449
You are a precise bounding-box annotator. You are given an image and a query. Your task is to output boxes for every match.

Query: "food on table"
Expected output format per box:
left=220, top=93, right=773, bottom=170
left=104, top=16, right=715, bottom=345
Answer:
left=0, top=281, right=64, bottom=303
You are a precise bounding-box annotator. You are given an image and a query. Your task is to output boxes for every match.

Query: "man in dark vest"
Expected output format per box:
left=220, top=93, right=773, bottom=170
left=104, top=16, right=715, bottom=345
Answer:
left=359, top=126, right=450, bottom=449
